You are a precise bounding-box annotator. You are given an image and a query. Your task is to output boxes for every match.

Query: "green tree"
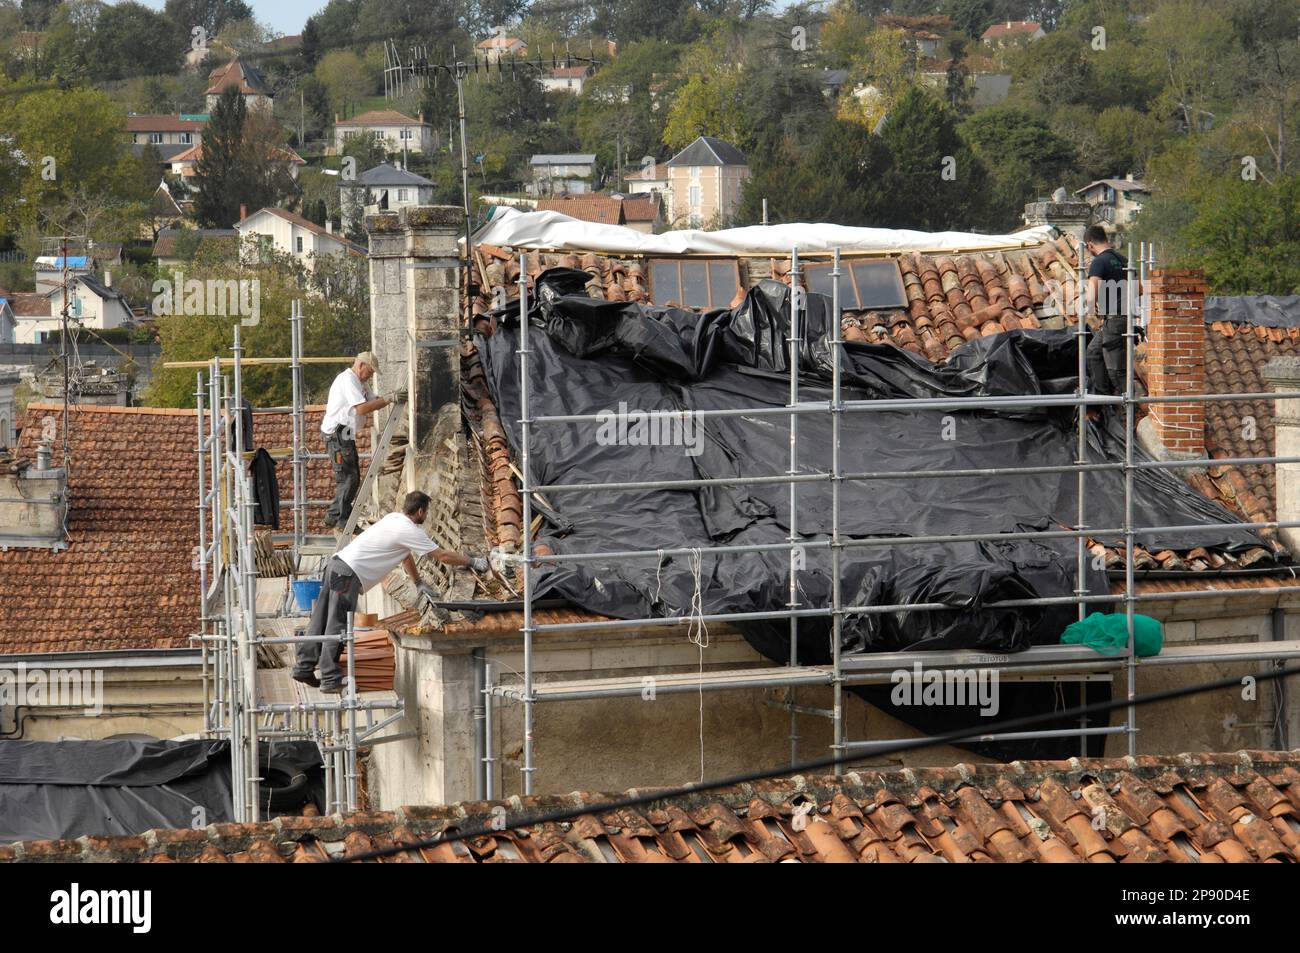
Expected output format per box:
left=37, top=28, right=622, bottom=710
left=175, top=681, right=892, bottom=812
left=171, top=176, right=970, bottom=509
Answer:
left=0, top=86, right=143, bottom=236
left=1181, top=175, right=1300, bottom=293
left=879, top=87, right=990, bottom=230
left=662, top=27, right=751, bottom=150
left=92, top=1, right=183, bottom=82
left=194, top=87, right=249, bottom=227
left=960, top=106, right=1077, bottom=228
left=148, top=241, right=370, bottom=407
left=315, top=50, right=373, bottom=118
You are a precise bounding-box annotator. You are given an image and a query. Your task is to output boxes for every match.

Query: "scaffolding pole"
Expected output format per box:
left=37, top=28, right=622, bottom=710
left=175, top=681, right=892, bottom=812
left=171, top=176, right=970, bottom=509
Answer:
left=194, top=303, right=404, bottom=823
left=518, top=252, right=537, bottom=795
left=484, top=240, right=1300, bottom=788
left=787, top=246, right=802, bottom=766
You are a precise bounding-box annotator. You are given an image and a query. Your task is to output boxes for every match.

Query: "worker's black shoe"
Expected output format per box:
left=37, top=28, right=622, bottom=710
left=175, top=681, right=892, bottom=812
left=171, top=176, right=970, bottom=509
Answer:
left=319, top=678, right=350, bottom=695
left=292, top=673, right=320, bottom=688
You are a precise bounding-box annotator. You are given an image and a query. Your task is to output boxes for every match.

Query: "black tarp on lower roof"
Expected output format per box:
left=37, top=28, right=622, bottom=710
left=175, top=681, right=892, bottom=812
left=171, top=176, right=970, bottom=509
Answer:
left=1206, top=295, right=1300, bottom=328
left=474, top=274, right=1276, bottom=758
left=0, top=739, right=321, bottom=843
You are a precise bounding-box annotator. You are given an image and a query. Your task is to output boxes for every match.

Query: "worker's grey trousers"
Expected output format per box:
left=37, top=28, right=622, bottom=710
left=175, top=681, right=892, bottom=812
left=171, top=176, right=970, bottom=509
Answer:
left=1086, top=314, right=1128, bottom=395
left=324, top=431, right=360, bottom=528
left=294, top=557, right=362, bottom=690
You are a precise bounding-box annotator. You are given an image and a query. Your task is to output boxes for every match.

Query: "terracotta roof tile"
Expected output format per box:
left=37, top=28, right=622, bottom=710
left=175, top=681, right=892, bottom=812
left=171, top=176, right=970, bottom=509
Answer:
left=7, top=752, right=1297, bottom=863
left=0, top=403, right=358, bottom=654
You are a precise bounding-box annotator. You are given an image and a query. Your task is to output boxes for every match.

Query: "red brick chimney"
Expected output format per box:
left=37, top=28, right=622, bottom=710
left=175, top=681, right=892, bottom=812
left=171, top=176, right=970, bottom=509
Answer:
left=1140, top=268, right=1206, bottom=461
left=239, top=204, right=248, bottom=222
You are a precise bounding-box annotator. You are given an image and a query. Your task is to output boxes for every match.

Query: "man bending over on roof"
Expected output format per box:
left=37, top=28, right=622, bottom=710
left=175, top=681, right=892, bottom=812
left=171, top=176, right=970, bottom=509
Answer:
left=294, top=490, right=490, bottom=693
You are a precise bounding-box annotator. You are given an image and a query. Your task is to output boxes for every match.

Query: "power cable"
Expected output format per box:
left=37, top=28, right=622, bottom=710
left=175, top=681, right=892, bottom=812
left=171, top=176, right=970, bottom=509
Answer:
left=334, top=659, right=1300, bottom=862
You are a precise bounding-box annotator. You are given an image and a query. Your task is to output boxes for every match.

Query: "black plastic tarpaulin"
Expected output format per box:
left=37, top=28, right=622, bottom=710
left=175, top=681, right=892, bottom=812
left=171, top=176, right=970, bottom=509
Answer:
left=0, top=739, right=321, bottom=843
left=1205, top=295, right=1300, bottom=328
left=479, top=273, right=1270, bottom=652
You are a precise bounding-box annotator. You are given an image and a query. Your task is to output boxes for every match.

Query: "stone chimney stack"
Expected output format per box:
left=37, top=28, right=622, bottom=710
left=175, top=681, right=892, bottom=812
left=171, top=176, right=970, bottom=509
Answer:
left=1023, top=195, right=1092, bottom=241
left=366, top=205, right=464, bottom=493
left=1137, top=269, right=1206, bottom=463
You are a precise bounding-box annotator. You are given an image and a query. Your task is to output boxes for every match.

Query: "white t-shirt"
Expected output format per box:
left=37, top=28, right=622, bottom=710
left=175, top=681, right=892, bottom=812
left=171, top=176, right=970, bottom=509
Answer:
left=336, top=512, right=441, bottom=592
left=321, top=368, right=375, bottom=437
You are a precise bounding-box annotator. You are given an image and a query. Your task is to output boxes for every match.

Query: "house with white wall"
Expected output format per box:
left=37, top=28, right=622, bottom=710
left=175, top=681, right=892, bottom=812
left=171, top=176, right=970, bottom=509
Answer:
left=235, top=207, right=366, bottom=271
left=11, top=275, right=135, bottom=345
left=341, top=164, right=435, bottom=234
left=476, top=30, right=527, bottom=62
left=333, top=111, right=433, bottom=156
left=529, top=154, right=597, bottom=196
left=1076, top=175, right=1152, bottom=229
left=540, top=64, right=595, bottom=95
left=0, top=369, right=16, bottom=449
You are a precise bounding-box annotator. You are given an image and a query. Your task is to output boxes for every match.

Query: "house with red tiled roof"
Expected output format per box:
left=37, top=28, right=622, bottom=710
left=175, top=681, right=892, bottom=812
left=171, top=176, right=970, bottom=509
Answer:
left=475, top=30, right=527, bottom=62
left=205, top=58, right=274, bottom=111
left=981, top=20, right=1046, bottom=46
left=333, top=110, right=433, bottom=155
left=169, top=141, right=305, bottom=180
left=539, top=63, right=596, bottom=95
left=234, top=207, right=366, bottom=270
left=0, top=404, right=352, bottom=742
left=535, top=194, right=626, bottom=226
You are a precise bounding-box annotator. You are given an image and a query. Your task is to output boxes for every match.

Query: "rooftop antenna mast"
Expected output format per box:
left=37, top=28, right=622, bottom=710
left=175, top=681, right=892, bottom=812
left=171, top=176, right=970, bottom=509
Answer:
left=384, top=37, right=603, bottom=327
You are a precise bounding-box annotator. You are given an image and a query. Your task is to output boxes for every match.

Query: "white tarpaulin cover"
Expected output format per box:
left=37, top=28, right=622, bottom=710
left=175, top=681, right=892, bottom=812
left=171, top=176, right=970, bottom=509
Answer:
left=468, top=207, right=1058, bottom=257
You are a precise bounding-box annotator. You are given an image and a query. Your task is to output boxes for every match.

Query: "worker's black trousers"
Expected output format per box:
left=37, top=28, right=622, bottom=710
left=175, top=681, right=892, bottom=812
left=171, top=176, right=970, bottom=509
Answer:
left=324, top=431, right=359, bottom=528
left=294, top=557, right=362, bottom=690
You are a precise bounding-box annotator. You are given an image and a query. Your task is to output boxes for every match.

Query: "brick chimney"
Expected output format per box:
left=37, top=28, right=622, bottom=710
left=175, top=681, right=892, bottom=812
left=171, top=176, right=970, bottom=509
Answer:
left=1137, top=268, right=1206, bottom=463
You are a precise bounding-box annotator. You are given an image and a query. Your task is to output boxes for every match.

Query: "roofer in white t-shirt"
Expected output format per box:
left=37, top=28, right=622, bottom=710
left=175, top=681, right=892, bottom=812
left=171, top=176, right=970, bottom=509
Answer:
left=321, top=351, right=405, bottom=532
left=294, top=490, right=489, bottom=692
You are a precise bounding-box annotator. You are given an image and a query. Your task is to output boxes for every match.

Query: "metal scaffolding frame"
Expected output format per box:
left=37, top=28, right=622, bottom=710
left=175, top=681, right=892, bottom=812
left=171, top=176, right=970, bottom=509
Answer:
left=192, top=303, right=404, bottom=822
left=490, top=242, right=1300, bottom=796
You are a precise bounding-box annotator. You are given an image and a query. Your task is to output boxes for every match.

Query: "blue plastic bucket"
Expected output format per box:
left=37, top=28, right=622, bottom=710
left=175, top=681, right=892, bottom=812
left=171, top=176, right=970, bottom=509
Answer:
left=292, top=579, right=322, bottom=612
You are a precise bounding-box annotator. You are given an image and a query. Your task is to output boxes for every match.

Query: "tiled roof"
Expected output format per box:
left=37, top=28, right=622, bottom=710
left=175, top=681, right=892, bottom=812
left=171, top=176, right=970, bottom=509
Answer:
left=627, top=162, right=668, bottom=181
left=1202, top=322, right=1300, bottom=527
left=335, top=110, right=425, bottom=127
left=151, top=228, right=238, bottom=260
left=621, top=194, right=661, bottom=223
left=982, top=20, right=1043, bottom=39
left=470, top=234, right=1084, bottom=363
left=126, top=114, right=207, bottom=133
left=5, top=752, right=1298, bottom=862
left=461, top=237, right=1294, bottom=610
left=0, top=404, right=353, bottom=654
left=535, top=195, right=626, bottom=225
left=545, top=65, right=592, bottom=79
left=8, top=292, right=48, bottom=317
left=206, top=58, right=273, bottom=97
